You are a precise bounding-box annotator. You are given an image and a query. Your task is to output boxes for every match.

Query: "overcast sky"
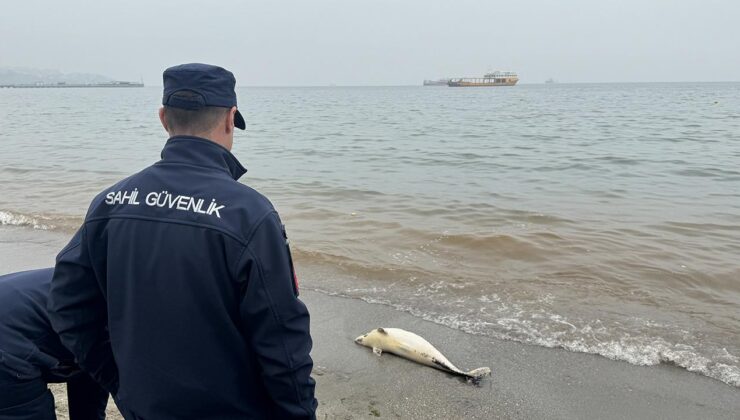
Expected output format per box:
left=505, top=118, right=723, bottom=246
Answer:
left=1, top=0, right=738, bottom=85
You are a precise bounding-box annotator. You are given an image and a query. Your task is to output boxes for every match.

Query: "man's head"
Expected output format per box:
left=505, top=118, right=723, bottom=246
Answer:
left=159, top=63, right=246, bottom=150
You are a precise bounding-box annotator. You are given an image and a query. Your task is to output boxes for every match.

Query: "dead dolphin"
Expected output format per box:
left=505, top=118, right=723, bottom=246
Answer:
left=355, top=327, right=491, bottom=384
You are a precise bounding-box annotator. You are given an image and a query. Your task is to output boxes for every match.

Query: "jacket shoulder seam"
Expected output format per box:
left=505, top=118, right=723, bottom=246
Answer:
left=244, top=210, right=277, bottom=246
left=232, top=210, right=276, bottom=284
left=56, top=237, right=81, bottom=260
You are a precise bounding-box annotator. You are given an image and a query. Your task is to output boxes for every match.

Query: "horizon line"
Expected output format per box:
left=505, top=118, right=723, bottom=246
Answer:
left=225, top=80, right=739, bottom=88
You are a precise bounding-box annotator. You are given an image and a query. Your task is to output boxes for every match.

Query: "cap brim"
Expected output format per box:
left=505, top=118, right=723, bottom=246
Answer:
left=235, top=110, right=246, bottom=130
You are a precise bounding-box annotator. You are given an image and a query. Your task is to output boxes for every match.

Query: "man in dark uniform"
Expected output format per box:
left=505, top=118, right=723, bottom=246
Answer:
left=48, top=63, right=317, bottom=419
left=0, top=268, right=108, bottom=420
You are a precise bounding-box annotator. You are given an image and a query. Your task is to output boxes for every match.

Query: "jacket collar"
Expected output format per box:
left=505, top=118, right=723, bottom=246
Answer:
left=160, top=136, right=247, bottom=180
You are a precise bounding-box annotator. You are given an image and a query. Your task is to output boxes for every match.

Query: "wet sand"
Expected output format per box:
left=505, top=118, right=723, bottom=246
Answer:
left=2, top=225, right=738, bottom=419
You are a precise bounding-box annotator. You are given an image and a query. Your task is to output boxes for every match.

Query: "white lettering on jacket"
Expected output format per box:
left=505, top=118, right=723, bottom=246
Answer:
left=106, top=189, right=225, bottom=218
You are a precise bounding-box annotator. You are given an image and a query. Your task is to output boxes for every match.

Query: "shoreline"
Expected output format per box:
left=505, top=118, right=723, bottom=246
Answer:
left=306, top=287, right=740, bottom=419
left=1, top=226, right=738, bottom=419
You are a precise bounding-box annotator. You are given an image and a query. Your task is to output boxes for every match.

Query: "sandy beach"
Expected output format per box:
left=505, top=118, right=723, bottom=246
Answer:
left=2, top=225, right=738, bottom=419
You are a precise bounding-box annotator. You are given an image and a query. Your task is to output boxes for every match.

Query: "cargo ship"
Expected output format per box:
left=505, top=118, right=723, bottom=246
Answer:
left=447, top=71, right=518, bottom=87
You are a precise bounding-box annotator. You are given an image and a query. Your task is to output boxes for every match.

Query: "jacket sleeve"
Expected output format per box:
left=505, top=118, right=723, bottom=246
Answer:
left=47, top=225, right=119, bottom=394
left=238, top=212, right=317, bottom=419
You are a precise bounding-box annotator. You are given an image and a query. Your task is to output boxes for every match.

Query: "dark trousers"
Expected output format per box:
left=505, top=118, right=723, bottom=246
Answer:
left=0, top=378, right=55, bottom=420
left=66, top=373, right=109, bottom=420
left=0, top=374, right=108, bottom=420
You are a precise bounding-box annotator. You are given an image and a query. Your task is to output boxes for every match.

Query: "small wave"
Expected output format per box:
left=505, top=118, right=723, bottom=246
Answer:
left=593, top=156, right=643, bottom=166
left=672, top=167, right=740, bottom=179
left=283, top=182, right=387, bottom=200
left=536, top=163, right=595, bottom=172
left=494, top=314, right=740, bottom=387
left=662, top=221, right=740, bottom=232
left=648, top=221, right=740, bottom=239
left=0, top=210, right=57, bottom=230
left=552, top=338, right=740, bottom=388
left=1, top=166, right=34, bottom=174
left=0, top=210, right=80, bottom=232
left=433, top=232, right=554, bottom=261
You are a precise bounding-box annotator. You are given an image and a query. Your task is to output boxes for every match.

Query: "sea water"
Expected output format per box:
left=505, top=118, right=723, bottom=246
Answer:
left=1, top=83, right=738, bottom=386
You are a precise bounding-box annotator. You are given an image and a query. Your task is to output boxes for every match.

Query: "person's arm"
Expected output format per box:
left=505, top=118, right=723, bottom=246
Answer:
left=238, top=212, right=317, bottom=419
left=48, top=226, right=119, bottom=394
left=67, top=372, right=109, bottom=420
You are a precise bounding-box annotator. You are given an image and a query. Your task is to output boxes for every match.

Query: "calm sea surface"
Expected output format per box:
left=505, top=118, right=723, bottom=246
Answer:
left=1, top=84, right=739, bottom=387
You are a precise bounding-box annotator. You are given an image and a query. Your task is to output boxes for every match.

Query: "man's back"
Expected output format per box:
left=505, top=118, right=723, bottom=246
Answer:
left=50, top=136, right=316, bottom=419
left=0, top=268, right=79, bottom=391
left=0, top=268, right=109, bottom=420
left=0, top=268, right=67, bottom=375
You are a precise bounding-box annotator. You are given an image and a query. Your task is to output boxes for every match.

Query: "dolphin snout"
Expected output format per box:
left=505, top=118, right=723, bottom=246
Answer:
left=354, top=334, right=367, bottom=344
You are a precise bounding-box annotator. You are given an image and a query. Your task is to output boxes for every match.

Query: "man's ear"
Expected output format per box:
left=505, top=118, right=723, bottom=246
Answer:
left=158, top=107, right=169, bottom=133
left=225, top=106, right=237, bottom=134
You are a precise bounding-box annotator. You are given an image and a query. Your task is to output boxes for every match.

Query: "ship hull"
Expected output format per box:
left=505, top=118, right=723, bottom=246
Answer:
left=447, top=80, right=518, bottom=87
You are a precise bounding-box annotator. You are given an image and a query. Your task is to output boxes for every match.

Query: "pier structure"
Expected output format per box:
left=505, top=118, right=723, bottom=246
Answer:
left=0, top=81, right=144, bottom=88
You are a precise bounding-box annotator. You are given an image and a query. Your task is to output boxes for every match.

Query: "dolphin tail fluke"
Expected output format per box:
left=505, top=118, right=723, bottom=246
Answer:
left=465, top=367, right=491, bottom=384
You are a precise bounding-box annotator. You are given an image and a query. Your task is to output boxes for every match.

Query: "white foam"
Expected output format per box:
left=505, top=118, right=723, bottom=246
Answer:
left=0, top=210, right=56, bottom=230
left=550, top=337, right=740, bottom=387
left=319, top=287, right=740, bottom=388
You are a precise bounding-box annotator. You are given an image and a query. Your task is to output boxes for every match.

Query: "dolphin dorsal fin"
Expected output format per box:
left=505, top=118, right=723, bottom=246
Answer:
left=376, top=328, right=388, bottom=335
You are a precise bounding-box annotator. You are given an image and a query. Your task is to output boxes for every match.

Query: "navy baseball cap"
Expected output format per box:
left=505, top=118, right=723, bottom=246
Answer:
left=162, top=63, right=246, bottom=130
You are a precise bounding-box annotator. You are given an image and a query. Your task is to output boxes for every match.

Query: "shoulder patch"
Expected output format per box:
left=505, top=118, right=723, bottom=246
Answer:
left=282, top=224, right=299, bottom=296
left=376, top=328, right=387, bottom=335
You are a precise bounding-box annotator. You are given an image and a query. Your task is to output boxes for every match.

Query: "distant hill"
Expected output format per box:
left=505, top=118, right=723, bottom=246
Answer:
left=0, top=67, right=114, bottom=85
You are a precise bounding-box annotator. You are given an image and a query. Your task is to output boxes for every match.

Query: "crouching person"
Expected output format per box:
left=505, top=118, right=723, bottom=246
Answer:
left=0, top=268, right=109, bottom=420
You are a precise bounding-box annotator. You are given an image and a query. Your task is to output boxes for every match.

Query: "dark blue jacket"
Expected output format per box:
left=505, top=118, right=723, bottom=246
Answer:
left=0, top=268, right=78, bottom=384
left=48, top=136, right=317, bottom=419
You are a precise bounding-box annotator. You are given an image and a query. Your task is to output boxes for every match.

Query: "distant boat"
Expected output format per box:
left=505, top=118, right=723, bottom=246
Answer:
left=545, top=78, right=557, bottom=84
left=423, top=78, right=449, bottom=86
left=447, top=71, right=518, bottom=87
